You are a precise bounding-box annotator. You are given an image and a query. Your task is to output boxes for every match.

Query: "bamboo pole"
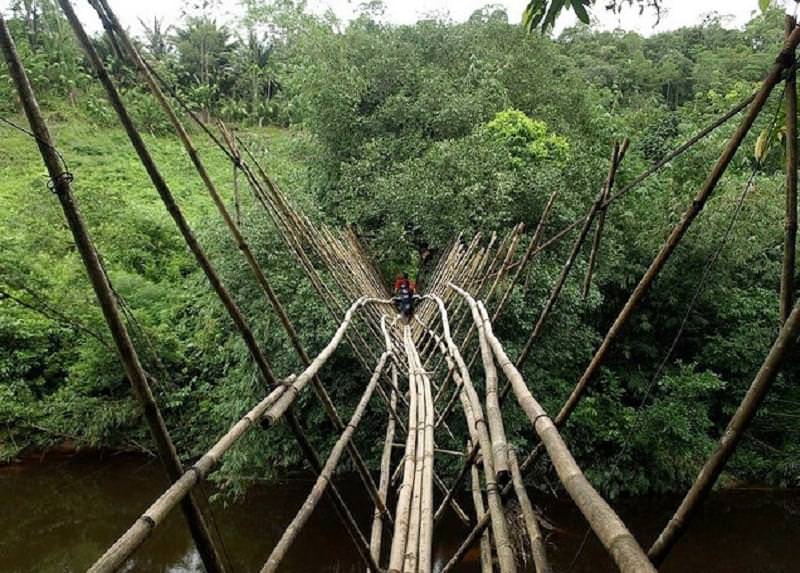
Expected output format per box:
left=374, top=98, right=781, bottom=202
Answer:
left=370, top=371, right=397, bottom=570
left=441, top=224, right=525, bottom=390
left=470, top=454, right=494, bottom=573
left=428, top=233, right=508, bottom=410
left=261, top=353, right=389, bottom=573
left=581, top=139, right=629, bottom=299
left=490, top=189, right=558, bottom=319
left=239, top=145, right=386, bottom=370
left=398, top=324, right=438, bottom=573
left=497, top=88, right=763, bottom=285
left=227, top=129, right=242, bottom=226
left=92, top=0, right=391, bottom=521
left=782, top=15, right=798, bottom=325
left=59, top=0, right=281, bottom=389
left=233, top=142, right=379, bottom=355
left=508, top=449, right=551, bottom=573
left=0, top=15, right=228, bottom=573
left=556, top=27, right=800, bottom=426
left=647, top=286, right=800, bottom=565
left=447, top=230, right=520, bottom=373
left=468, top=296, right=656, bottom=573
left=432, top=85, right=794, bottom=563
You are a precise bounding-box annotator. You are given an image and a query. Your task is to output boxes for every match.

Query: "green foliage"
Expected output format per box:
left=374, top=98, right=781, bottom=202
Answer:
left=523, top=0, right=662, bottom=32
left=483, top=109, right=570, bottom=166
left=1, top=1, right=799, bottom=499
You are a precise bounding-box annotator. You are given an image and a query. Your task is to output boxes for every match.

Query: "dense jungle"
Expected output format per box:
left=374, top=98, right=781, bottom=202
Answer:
left=1, top=0, right=799, bottom=508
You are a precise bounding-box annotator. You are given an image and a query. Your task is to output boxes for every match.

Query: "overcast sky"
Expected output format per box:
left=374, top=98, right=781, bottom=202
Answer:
left=0, top=0, right=794, bottom=37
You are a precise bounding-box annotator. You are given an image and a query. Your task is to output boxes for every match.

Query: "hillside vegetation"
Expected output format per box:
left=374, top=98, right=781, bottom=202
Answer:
left=1, top=1, right=798, bottom=497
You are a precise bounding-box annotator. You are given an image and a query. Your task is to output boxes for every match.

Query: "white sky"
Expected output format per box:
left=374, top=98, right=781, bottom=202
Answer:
left=0, top=0, right=795, bottom=37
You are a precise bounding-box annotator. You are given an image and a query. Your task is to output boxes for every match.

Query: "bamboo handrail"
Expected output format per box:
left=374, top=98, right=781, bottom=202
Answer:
left=83, top=297, right=377, bottom=570
left=461, top=287, right=511, bottom=484
left=264, top=297, right=370, bottom=423
left=81, top=300, right=382, bottom=571
left=86, top=383, right=289, bottom=573
left=459, top=289, right=656, bottom=573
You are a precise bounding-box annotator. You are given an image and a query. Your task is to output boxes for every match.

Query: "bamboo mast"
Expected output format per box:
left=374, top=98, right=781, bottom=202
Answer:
left=0, top=15, right=228, bottom=573
left=581, top=139, right=629, bottom=299
left=782, top=14, right=798, bottom=324
left=515, top=141, right=628, bottom=370
left=647, top=285, right=800, bottom=564
left=54, top=18, right=379, bottom=567
left=556, top=27, right=800, bottom=426
left=58, top=0, right=280, bottom=387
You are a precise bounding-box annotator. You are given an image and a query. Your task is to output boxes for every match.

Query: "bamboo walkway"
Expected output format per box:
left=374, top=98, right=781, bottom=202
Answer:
left=3, top=4, right=800, bottom=572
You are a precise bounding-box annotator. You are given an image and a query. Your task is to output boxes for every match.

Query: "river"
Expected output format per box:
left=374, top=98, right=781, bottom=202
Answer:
left=1, top=454, right=798, bottom=572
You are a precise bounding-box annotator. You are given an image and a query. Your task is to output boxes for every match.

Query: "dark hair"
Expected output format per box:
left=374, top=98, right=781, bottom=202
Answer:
left=403, top=272, right=409, bottom=279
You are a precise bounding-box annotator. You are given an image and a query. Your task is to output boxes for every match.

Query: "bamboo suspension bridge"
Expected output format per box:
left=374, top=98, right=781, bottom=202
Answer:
left=2, top=3, right=800, bottom=572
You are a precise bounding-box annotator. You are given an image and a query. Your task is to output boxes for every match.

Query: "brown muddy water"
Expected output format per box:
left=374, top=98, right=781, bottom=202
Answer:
left=1, top=454, right=798, bottom=572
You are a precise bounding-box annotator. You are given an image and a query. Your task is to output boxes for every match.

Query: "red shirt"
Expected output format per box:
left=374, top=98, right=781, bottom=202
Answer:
left=394, top=278, right=416, bottom=293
